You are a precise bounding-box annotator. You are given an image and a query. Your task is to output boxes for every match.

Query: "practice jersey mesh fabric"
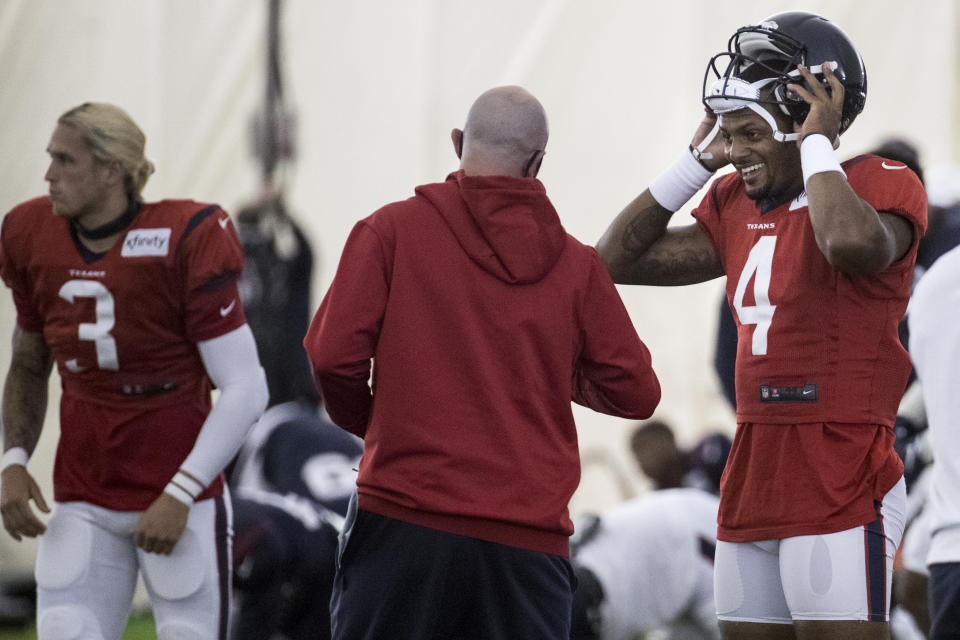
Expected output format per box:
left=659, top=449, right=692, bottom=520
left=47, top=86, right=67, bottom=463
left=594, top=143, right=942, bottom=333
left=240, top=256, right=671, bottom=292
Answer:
left=691, top=155, right=927, bottom=541
left=0, top=197, right=247, bottom=510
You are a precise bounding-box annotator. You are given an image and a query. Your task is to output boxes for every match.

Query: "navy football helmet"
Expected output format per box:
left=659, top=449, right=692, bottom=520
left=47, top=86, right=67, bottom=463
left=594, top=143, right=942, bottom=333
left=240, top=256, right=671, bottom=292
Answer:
left=703, top=12, right=867, bottom=139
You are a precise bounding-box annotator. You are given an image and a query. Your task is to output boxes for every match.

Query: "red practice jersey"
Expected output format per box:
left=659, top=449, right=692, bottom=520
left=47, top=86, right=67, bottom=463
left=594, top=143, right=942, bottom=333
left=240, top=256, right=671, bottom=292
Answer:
left=0, top=197, right=247, bottom=510
left=692, top=155, right=927, bottom=540
left=694, top=155, right=926, bottom=425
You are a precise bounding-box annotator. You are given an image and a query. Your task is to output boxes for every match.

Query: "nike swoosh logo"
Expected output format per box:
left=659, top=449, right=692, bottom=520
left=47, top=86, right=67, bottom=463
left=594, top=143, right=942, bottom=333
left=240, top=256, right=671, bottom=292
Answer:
left=882, top=162, right=907, bottom=170
left=218, top=216, right=230, bottom=228
left=219, top=299, right=236, bottom=316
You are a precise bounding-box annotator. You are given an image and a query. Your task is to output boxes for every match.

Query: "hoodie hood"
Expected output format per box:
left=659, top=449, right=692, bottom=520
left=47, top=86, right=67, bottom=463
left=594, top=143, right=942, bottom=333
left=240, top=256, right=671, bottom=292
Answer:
left=416, top=170, right=566, bottom=284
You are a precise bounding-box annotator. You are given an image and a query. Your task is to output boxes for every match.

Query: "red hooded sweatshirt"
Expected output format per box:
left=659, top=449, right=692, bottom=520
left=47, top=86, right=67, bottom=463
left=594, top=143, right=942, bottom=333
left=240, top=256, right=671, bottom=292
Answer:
left=304, top=171, right=660, bottom=555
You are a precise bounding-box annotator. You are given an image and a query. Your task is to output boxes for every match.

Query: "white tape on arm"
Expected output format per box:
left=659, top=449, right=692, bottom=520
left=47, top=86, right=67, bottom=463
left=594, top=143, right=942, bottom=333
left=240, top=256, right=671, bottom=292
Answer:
left=1, top=447, right=29, bottom=472
left=801, top=133, right=846, bottom=187
left=163, top=479, right=195, bottom=506
left=649, top=148, right=715, bottom=212
left=163, top=469, right=207, bottom=506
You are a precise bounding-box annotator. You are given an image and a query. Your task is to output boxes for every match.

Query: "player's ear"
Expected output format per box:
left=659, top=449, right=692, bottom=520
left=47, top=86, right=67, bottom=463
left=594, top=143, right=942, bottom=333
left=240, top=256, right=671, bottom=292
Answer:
left=523, top=150, right=545, bottom=178
left=451, top=129, right=463, bottom=159
left=99, top=159, right=125, bottom=187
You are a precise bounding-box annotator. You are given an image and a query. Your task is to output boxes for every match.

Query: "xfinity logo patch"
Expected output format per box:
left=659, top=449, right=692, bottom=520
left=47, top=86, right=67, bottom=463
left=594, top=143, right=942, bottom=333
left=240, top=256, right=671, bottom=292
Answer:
left=121, top=228, right=171, bottom=257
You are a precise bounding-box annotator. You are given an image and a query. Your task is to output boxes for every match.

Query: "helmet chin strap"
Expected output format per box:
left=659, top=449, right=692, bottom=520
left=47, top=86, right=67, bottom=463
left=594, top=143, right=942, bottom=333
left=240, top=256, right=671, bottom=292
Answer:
left=692, top=119, right=720, bottom=161
left=743, top=102, right=800, bottom=143
left=706, top=76, right=800, bottom=143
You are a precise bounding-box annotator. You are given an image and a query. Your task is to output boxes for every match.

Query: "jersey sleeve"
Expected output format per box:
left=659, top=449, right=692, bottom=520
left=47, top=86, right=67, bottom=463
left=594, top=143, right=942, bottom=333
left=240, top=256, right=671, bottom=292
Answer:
left=178, top=206, right=247, bottom=342
left=690, top=176, right=734, bottom=271
left=0, top=206, right=44, bottom=332
left=845, top=155, right=929, bottom=258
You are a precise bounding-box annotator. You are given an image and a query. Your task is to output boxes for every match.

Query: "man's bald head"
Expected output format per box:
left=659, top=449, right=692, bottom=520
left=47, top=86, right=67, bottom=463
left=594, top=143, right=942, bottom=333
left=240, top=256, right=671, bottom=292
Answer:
left=452, top=86, right=548, bottom=178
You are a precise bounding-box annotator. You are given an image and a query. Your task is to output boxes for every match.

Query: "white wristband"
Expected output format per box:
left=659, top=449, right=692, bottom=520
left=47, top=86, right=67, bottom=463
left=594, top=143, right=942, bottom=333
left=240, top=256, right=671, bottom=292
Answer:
left=649, top=148, right=715, bottom=212
left=163, top=469, right=205, bottom=506
left=801, top=134, right=846, bottom=187
left=1, top=447, right=29, bottom=472
left=163, top=482, right=194, bottom=506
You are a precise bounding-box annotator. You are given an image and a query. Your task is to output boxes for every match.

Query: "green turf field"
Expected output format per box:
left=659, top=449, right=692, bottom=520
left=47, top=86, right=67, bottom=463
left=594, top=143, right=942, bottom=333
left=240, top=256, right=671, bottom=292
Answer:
left=0, top=610, right=156, bottom=639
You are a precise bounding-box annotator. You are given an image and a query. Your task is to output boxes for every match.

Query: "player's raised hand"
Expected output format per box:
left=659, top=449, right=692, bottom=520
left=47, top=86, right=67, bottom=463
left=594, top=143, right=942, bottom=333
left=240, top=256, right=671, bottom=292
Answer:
left=0, top=465, right=50, bottom=540
left=789, top=62, right=845, bottom=145
left=134, top=491, right=190, bottom=555
left=689, top=108, right=728, bottom=172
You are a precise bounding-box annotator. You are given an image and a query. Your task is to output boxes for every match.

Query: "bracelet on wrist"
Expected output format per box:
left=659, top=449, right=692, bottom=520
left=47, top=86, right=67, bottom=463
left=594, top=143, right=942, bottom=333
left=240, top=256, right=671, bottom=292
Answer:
left=163, top=482, right=195, bottom=506
left=163, top=469, right=205, bottom=506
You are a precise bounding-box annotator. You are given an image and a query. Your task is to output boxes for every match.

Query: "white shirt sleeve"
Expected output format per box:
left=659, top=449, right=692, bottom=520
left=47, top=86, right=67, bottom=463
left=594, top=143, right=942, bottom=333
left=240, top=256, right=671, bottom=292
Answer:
left=164, top=324, right=269, bottom=504
left=909, top=245, right=960, bottom=565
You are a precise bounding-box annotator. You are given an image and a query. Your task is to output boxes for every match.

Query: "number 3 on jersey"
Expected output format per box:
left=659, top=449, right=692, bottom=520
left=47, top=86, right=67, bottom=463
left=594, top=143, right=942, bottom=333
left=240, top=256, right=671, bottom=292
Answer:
left=732, top=236, right=777, bottom=356
left=58, top=279, right=119, bottom=371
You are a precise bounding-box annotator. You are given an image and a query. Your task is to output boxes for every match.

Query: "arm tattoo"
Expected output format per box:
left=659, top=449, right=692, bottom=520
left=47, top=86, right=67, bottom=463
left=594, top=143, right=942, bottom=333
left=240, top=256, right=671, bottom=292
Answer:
left=622, top=205, right=673, bottom=255
left=629, top=243, right=722, bottom=286
left=2, top=329, right=53, bottom=455
left=622, top=208, right=722, bottom=285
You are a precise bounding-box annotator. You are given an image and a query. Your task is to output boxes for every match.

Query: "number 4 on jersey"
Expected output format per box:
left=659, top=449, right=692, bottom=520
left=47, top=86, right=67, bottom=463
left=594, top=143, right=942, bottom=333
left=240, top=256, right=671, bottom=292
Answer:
left=732, top=236, right=777, bottom=356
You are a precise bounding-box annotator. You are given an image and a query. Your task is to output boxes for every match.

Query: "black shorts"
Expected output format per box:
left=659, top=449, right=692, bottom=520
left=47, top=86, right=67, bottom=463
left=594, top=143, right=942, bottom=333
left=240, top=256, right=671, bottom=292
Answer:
left=928, top=562, right=960, bottom=639
left=331, top=509, right=574, bottom=640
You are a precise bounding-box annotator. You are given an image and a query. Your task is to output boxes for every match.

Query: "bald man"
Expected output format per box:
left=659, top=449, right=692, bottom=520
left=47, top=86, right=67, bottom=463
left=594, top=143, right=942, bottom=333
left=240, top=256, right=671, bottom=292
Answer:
left=304, top=86, right=661, bottom=639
